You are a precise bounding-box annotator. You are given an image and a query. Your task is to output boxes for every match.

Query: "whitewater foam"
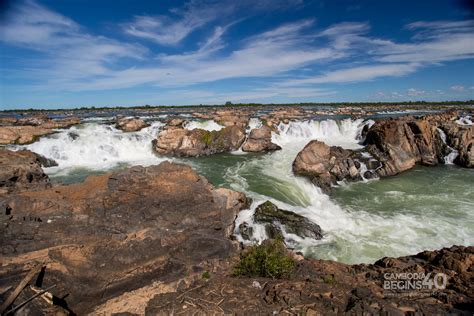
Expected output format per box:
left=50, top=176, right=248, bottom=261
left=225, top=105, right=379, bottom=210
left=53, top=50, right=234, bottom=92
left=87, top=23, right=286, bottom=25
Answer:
left=184, top=120, right=224, bottom=131
left=22, top=121, right=167, bottom=174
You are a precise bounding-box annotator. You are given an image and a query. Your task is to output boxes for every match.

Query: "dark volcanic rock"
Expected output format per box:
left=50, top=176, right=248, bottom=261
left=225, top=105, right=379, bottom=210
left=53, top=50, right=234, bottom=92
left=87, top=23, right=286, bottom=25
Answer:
left=0, top=162, right=249, bottom=314
left=0, top=149, right=53, bottom=194
left=242, top=126, right=281, bottom=152
left=254, top=201, right=323, bottom=240
left=153, top=125, right=246, bottom=157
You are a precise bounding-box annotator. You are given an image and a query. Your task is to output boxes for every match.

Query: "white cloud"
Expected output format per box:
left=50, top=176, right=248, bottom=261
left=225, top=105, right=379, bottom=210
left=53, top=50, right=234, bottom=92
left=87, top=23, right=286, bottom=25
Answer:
left=280, top=63, right=419, bottom=86
left=0, top=0, right=143, bottom=82
left=407, top=88, right=425, bottom=96
left=1, top=0, right=474, bottom=99
left=451, top=85, right=465, bottom=92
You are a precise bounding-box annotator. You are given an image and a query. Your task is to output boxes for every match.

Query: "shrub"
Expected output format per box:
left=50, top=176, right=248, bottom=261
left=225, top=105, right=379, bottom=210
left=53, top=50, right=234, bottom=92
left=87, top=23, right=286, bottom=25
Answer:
left=232, top=239, right=295, bottom=279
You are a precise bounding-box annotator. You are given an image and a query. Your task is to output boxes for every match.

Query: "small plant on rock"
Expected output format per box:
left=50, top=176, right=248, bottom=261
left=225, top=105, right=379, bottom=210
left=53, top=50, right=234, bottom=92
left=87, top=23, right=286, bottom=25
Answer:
left=232, top=239, right=295, bottom=279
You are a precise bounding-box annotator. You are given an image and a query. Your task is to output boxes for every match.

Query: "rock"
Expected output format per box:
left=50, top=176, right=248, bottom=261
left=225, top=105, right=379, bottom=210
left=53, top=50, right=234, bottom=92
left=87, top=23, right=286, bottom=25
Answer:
left=213, top=110, right=250, bottom=128
left=238, top=222, right=254, bottom=241
left=153, top=126, right=246, bottom=157
left=166, top=118, right=185, bottom=128
left=439, top=122, right=473, bottom=168
left=292, top=140, right=363, bottom=193
left=0, top=161, right=249, bottom=314
left=0, top=125, right=53, bottom=144
left=115, top=117, right=149, bottom=132
left=254, top=201, right=323, bottom=240
left=0, top=149, right=53, bottom=194
left=364, top=112, right=473, bottom=175
left=0, top=115, right=81, bottom=144
left=242, top=126, right=281, bottom=152
left=145, top=245, right=473, bottom=315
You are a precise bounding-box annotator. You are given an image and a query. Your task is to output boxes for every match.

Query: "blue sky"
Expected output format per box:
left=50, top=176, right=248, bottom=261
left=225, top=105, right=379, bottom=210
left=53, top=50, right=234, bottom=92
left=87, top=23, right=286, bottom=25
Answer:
left=1, top=0, right=473, bottom=109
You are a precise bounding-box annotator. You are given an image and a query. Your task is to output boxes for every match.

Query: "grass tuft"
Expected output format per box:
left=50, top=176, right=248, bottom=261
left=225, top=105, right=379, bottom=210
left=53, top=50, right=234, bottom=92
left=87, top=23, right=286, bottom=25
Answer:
left=232, top=239, right=295, bottom=279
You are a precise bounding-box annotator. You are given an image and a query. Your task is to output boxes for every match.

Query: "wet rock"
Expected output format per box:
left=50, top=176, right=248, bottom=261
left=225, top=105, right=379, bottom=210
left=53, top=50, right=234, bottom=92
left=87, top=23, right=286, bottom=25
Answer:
left=238, top=222, right=254, bottom=241
left=242, top=126, right=281, bottom=152
left=439, top=122, right=473, bottom=168
left=0, top=149, right=52, bottom=194
left=0, top=161, right=249, bottom=314
left=363, top=112, right=474, bottom=175
left=292, top=140, right=363, bottom=193
left=254, top=201, right=323, bottom=240
left=153, top=126, right=246, bottom=157
left=115, top=117, right=149, bottom=132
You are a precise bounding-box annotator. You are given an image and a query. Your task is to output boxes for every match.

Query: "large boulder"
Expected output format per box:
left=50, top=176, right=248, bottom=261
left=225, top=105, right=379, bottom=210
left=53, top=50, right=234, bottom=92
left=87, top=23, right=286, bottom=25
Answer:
left=439, top=121, right=474, bottom=168
left=242, top=126, right=281, bottom=152
left=253, top=201, right=323, bottom=240
left=0, top=161, right=249, bottom=314
left=115, top=117, right=149, bottom=132
left=364, top=117, right=446, bottom=176
left=0, top=149, right=55, bottom=194
left=153, top=126, right=246, bottom=157
left=364, top=112, right=473, bottom=175
left=293, top=140, right=363, bottom=193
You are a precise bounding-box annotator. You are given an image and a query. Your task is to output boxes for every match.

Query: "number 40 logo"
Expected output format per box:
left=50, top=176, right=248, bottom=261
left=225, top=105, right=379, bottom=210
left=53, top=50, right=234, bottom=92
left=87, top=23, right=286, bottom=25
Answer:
left=423, top=272, right=447, bottom=290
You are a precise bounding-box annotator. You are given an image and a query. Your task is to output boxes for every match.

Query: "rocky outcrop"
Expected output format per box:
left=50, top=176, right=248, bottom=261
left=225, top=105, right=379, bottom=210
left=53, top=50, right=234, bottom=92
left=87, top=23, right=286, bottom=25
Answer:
left=293, top=140, right=365, bottom=193
left=364, top=112, right=473, bottom=175
left=153, top=125, right=246, bottom=157
left=364, top=117, right=448, bottom=177
left=0, top=115, right=81, bottom=144
left=242, top=126, right=281, bottom=152
left=146, top=245, right=473, bottom=315
left=115, top=117, right=149, bottom=132
left=253, top=201, right=323, bottom=240
left=0, top=149, right=55, bottom=194
left=439, top=121, right=473, bottom=168
left=0, top=125, right=53, bottom=144
left=0, top=161, right=249, bottom=314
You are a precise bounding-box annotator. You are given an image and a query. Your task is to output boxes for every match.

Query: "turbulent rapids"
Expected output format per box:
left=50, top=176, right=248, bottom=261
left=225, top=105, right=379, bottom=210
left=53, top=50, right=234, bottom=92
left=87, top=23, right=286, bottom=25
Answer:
left=12, top=113, right=474, bottom=264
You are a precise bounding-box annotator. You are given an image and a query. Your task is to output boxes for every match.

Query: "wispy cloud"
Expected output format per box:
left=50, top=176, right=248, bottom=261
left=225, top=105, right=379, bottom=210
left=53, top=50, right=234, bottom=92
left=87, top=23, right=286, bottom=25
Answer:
left=0, top=0, right=143, bottom=82
left=1, top=0, right=474, bottom=103
left=451, top=85, right=465, bottom=92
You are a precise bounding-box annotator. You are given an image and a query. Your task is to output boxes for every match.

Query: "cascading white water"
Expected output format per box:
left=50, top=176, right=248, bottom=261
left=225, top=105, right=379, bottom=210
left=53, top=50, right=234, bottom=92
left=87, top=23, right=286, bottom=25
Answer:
left=437, top=128, right=459, bottom=165
left=23, top=121, right=167, bottom=175
left=184, top=120, right=224, bottom=131
left=456, top=115, right=473, bottom=126
left=230, top=118, right=473, bottom=263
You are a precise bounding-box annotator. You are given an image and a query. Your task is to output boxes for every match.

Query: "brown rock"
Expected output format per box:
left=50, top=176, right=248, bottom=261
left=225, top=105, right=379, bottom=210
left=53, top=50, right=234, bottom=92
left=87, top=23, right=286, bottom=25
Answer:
left=115, top=117, right=149, bottom=132
left=153, top=126, right=245, bottom=157
left=0, top=149, right=53, bottom=194
left=0, top=125, right=53, bottom=145
left=293, top=140, right=362, bottom=193
left=0, top=161, right=248, bottom=314
left=242, top=126, right=281, bottom=152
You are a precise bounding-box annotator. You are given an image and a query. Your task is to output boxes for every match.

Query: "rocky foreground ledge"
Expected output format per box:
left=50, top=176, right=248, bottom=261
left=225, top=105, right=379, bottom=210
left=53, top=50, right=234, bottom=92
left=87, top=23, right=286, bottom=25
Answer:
left=0, top=148, right=472, bottom=315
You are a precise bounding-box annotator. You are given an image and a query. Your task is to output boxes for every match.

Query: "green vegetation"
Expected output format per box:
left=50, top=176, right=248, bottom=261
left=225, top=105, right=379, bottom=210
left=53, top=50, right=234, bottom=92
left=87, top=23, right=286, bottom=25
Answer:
left=322, top=274, right=336, bottom=285
left=233, top=239, right=295, bottom=279
left=202, top=271, right=211, bottom=279
left=2, top=100, right=472, bottom=113
left=201, top=131, right=215, bottom=146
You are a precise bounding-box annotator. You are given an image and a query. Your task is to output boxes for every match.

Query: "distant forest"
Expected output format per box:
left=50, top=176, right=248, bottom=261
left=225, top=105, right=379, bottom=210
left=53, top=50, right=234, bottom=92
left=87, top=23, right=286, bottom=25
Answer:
left=2, top=100, right=473, bottom=112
